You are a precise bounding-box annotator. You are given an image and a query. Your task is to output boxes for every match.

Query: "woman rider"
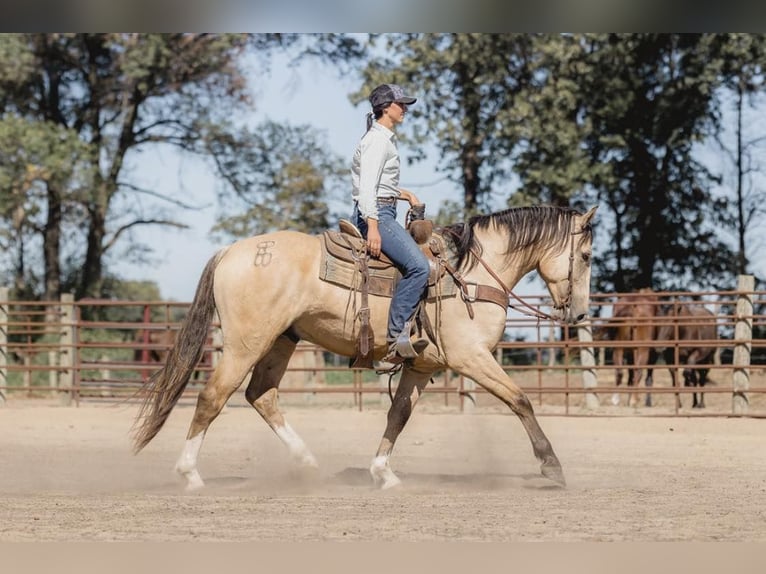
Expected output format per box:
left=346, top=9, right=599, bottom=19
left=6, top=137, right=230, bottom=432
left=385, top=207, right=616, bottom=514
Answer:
left=351, top=83, right=430, bottom=364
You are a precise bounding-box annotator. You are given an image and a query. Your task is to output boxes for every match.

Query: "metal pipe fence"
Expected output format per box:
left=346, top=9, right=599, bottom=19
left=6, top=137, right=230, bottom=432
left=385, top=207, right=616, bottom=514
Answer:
left=1, top=279, right=765, bottom=416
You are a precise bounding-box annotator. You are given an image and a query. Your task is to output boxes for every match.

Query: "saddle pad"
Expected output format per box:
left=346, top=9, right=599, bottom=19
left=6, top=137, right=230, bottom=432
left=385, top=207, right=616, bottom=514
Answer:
left=323, top=230, right=394, bottom=270
left=319, top=232, right=457, bottom=300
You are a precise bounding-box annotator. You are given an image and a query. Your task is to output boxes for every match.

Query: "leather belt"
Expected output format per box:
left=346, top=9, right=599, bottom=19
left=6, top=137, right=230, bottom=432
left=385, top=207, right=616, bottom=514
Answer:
left=376, top=196, right=397, bottom=206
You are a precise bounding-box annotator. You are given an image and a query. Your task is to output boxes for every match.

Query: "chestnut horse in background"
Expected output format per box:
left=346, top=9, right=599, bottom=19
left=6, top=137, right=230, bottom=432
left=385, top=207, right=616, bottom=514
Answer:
left=651, top=303, right=717, bottom=409
left=134, top=329, right=178, bottom=364
left=607, top=288, right=662, bottom=408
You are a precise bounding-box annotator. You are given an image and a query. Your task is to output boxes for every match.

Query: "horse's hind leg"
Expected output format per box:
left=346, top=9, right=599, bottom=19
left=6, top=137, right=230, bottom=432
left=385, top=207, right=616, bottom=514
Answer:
left=685, top=348, right=709, bottom=408
left=175, top=347, right=259, bottom=490
left=245, top=335, right=318, bottom=471
left=696, top=368, right=709, bottom=408
left=664, top=349, right=683, bottom=409
left=370, top=366, right=433, bottom=489
left=684, top=368, right=706, bottom=408
left=454, top=350, right=565, bottom=486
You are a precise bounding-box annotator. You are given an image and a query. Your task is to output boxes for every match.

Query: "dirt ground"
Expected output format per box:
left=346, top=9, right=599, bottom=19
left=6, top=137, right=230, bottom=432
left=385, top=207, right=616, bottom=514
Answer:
left=1, top=394, right=765, bottom=542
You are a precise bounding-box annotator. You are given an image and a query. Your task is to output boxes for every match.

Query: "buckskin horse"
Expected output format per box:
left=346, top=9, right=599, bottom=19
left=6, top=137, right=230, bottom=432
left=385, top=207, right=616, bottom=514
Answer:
left=132, top=205, right=597, bottom=490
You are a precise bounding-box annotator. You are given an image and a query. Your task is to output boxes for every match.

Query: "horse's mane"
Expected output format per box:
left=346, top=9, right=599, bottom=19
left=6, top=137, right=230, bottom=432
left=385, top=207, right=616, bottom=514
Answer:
left=441, top=205, right=590, bottom=272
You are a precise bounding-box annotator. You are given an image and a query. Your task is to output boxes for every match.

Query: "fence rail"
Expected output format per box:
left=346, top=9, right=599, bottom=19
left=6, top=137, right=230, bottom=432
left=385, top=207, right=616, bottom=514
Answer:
left=1, top=276, right=765, bottom=416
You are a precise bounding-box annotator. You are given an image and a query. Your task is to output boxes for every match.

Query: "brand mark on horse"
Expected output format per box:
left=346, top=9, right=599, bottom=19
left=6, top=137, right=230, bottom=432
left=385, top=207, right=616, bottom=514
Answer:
left=253, top=241, right=276, bottom=267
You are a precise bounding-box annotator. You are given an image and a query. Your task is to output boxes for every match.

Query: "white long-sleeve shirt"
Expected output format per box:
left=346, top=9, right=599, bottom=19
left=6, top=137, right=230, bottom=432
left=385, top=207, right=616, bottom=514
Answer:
left=351, top=122, right=400, bottom=220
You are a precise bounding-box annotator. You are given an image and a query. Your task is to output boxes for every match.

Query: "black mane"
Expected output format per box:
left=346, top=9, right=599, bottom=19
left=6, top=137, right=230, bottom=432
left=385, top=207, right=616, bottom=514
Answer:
left=441, top=205, right=589, bottom=271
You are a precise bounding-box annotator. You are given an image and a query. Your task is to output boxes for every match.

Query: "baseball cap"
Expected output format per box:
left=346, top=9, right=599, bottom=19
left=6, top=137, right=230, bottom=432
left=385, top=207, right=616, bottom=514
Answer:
left=369, top=84, right=417, bottom=109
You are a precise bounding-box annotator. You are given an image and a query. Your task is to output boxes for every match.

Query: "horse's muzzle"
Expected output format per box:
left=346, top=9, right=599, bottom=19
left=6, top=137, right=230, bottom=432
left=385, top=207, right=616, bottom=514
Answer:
left=554, top=307, right=590, bottom=325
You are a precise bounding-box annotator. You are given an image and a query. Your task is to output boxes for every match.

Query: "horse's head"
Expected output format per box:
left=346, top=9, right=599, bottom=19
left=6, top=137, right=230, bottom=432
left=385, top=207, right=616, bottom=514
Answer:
left=537, top=206, right=597, bottom=325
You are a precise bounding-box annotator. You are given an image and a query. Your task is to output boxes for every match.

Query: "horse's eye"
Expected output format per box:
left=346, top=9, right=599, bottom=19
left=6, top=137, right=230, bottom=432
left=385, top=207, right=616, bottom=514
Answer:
left=582, top=252, right=591, bottom=264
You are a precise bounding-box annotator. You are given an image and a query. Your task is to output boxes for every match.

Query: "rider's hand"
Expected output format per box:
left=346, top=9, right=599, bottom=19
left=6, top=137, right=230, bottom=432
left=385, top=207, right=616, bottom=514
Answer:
left=366, top=219, right=382, bottom=258
left=399, top=188, right=421, bottom=206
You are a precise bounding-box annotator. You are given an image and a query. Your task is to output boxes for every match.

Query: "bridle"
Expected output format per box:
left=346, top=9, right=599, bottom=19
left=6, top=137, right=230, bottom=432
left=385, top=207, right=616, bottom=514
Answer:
left=444, top=218, right=585, bottom=324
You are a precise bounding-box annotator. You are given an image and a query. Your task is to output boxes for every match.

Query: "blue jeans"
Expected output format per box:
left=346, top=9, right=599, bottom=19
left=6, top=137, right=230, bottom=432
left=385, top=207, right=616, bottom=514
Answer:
left=353, top=203, right=430, bottom=340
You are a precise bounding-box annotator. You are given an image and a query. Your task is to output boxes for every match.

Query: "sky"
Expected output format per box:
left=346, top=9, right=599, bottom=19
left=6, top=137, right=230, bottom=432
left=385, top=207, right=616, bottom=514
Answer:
left=115, top=52, right=491, bottom=302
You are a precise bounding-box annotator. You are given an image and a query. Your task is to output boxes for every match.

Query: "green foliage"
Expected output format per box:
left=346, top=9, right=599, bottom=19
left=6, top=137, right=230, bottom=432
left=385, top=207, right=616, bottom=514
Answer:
left=0, top=34, right=296, bottom=301
left=574, top=34, right=738, bottom=291
left=209, top=121, right=346, bottom=240
left=0, top=114, right=93, bottom=299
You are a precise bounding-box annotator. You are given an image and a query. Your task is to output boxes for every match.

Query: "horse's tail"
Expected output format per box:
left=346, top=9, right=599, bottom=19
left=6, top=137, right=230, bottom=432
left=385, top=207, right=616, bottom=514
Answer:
left=131, top=249, right=226, bottom=453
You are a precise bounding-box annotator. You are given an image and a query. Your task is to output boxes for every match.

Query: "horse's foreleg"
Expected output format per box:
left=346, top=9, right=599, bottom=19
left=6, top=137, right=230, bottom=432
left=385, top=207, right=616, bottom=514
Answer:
left=245, top=336, right=318, bottom=471
left=664, top=349, right=683, bottom=409
left=175, top=349, right=255, bottom=490
left=645, top=349, right=658, bottom=408
left=456, top=353, right=565, bottom=487
left=611, top=348, right=624, bottom=406
left=370, top=367, right=432, bottom=489
left=633, top=347, right=651, bottom=408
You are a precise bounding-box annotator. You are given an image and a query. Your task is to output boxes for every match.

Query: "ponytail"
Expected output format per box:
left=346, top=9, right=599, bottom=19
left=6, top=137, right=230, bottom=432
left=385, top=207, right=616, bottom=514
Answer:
left=365, top=103, right=390, bottom=133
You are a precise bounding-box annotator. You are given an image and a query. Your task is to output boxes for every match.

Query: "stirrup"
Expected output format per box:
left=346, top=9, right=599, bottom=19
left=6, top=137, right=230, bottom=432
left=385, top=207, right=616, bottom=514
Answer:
left=383, top=337, right=428, bottom=364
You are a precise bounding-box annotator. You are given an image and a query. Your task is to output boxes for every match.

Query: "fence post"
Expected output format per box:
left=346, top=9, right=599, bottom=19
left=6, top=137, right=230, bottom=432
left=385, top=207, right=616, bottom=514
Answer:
left=0, top=286, right=7, bottom=406
left=578, top=320, right=600, bottom=410
left=46, top=299, right=60, bottom=397
left=59, top=293, right=75, bottom=406
left=732, top=274, right=754, bottom=415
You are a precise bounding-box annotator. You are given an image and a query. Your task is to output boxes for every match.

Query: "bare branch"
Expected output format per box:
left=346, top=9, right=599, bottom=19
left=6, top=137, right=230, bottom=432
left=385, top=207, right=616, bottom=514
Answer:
left=117, top=181, right=212, bottom=210
left=104, top=219, right=189, bottom=253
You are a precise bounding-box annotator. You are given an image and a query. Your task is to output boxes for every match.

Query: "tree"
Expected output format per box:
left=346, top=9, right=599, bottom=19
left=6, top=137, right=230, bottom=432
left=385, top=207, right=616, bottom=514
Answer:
left=0, top=115, right=92, bottom=300
left=510, top=34, right=600, bottom=208
left=208, top=120, right=347, bottom=241
left=533, top=34, right=739, bottom=292
left=0, top=33, right=368, bottom=303
left=590, top=34, right=739, bottom=292
left=0, top=34, right=299, bottom=301
left=715, top=33, right=766, bottom=279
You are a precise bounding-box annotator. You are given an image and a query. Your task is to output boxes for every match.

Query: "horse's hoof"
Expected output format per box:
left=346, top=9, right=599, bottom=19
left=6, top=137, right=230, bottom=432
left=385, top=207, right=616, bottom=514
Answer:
left=541, top=463, right=566, bottom=487
left=378, top=474, right=402, bottom=490
left=610, top=394, right=620, bottom=406
left=292, top=461, right=321, bottom=483
left=176, top=467, right=205, bottom=491
left=370, top=456, right=402, bottom=490
left=297, top=453, right=320, bottom=469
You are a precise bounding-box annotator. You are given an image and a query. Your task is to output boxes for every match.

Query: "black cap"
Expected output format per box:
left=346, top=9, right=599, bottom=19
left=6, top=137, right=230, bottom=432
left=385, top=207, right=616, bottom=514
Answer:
left=369, top=84, right=417, bottom=109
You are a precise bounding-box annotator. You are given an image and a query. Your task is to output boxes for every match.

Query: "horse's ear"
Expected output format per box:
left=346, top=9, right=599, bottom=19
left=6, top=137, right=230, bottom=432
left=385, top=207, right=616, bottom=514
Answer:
left=580, top=206, right=598, bottom=230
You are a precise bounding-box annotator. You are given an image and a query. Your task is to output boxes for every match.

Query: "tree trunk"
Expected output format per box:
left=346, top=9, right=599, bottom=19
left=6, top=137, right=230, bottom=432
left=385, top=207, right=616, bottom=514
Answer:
left=43, top=182, right=62, bottom=301
left=78, top=183, right=108, bottom=300
left=735, top=84, right=747, bottom=275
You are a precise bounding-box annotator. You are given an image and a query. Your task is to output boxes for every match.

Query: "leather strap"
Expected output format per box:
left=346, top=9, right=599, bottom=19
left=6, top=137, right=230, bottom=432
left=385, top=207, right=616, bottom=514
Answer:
left=437, top=256, right=508, bottom=319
